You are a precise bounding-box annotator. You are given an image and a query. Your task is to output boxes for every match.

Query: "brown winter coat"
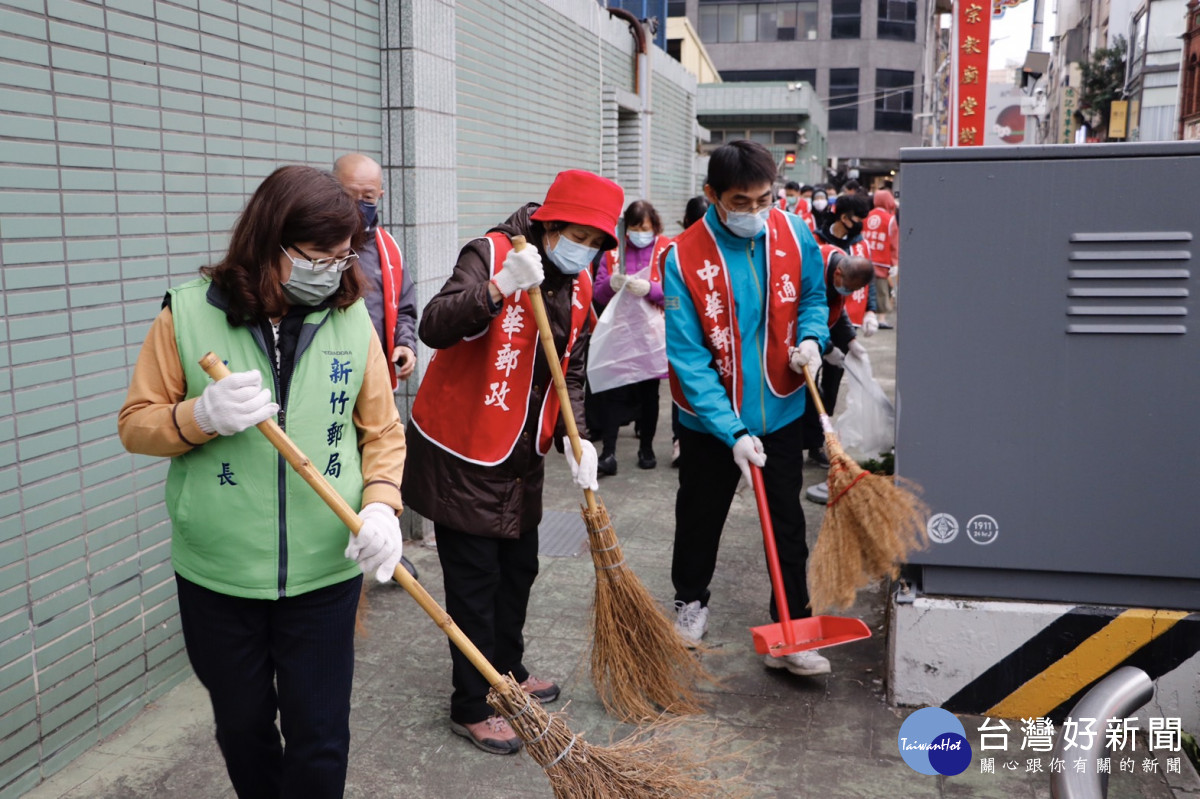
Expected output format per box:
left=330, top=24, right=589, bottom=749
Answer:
left=401, top=204, right=590, bottom=539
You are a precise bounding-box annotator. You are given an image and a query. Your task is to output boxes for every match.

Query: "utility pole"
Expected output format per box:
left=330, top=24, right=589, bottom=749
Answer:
left=1030, top=0, right=1045, bottom=51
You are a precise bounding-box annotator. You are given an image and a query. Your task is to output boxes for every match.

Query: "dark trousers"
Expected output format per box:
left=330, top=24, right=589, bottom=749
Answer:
left=597, top=379, right=660, bottom=456
left=671, top=417, right=811, bottom=622
left=435, top=523, right=539, bottom=723
left=175, top=573, right=361, bottom=799
left=801, top=362, right=844, bottom=451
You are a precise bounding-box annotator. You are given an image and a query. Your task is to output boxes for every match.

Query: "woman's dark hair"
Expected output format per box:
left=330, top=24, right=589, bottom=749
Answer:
left=682, top=196, right=709, bottom=229
left=624, top=200, right=662, bottom=235
left=705, top=140, right=777, bottom=196
left=202, top=165, right=365, bottom=324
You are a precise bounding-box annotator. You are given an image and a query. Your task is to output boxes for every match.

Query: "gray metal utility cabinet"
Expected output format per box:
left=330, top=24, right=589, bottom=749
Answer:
left=895, top=141, right=1200, bottom=610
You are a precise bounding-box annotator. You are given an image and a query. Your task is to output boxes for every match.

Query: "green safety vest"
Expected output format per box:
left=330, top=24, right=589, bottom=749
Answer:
left=166, top=278, right=371, bottom=599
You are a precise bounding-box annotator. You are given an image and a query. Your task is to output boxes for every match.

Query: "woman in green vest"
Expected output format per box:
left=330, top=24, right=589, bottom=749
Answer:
left=119, top=165, right=407, bottom=799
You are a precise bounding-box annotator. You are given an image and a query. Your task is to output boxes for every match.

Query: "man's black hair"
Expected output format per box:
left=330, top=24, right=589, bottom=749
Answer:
left=837, top=193, right=872, bottom=221
left=799, top=184, right=814, bottom=194
left=706, top=140, right=777, bottom=196
left=784, top=180, right=802, bottom=192
left=844, top=178, right=862, bottom=193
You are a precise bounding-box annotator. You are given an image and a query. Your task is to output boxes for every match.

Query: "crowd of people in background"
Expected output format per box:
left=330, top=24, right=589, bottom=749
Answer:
left=119, top=140, right=902, bottom=794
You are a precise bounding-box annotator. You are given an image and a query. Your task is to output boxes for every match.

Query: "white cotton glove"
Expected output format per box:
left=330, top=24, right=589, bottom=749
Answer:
left=493, top=244, right=544, bottom=297
left=862, top=311, right=880, bottom=337
left=193, top=370, right=279, bottom=436
left=625, top=278, right=651, bottom=297
left=609, top=273, right=628, bottom=292
left=732, top=434, right=767, bottom=485
left=346, top=502, right=404, bottom=583
left=823, top=346, right=845, bottom=367
left=788, top=339, right=822, bottom=377
left=564, top=437, right=598, bottom=491
left=848, top=339, right=868, bottom=361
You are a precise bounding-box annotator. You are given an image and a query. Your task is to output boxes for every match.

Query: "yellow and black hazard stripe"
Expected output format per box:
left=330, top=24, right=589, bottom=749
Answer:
left=944, top=608, right=1200, bottom=720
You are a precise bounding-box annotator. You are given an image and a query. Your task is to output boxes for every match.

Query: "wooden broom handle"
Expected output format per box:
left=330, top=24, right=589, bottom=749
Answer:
left=511, top=235, right=600, bottom=514
left=800, top=363, right=836, bottom=435
left=800, top=363, right=829, bottom=417
left=197, top=352, right=511, bottom=691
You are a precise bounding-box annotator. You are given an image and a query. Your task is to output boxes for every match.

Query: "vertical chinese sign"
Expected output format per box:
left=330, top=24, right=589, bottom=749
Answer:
left=952, top=0, right=991, bottom=145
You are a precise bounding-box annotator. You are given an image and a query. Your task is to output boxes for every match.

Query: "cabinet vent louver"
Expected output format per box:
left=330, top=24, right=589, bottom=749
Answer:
left=1066, top=232, right=1191, bottom=334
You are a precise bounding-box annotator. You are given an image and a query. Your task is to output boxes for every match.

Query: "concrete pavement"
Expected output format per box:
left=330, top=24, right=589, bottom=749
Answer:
left=20, top=326, right=1189, bottom=799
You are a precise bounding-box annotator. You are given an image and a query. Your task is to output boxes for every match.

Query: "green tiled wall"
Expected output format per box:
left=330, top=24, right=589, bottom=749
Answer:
left=0, top=0, right=383, bottom=794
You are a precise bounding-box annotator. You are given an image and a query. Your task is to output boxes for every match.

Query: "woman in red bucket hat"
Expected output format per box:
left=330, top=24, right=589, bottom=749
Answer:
left=403, top=170, right=623, bottom=754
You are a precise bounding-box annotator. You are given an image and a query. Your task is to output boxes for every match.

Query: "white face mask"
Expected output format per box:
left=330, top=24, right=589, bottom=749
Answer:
left=547, top=233, right=598, bottom=275
left=628, top=230, right=656, bottom=248
left=812, top=198, right=828, bottom=212
left=718, top=202, right=769, bottom=239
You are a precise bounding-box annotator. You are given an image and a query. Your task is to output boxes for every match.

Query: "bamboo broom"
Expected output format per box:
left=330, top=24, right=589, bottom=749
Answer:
left=198, top=351, right=720, bottom=798
left=800, top=363, right=928, bottom=613
left=516, top=235, right=715, bottom=723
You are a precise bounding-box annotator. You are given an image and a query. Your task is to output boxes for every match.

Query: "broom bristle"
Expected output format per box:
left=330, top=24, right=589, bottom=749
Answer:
left=584, top=499, right=717, bottom=722
left=808, top=434, right=928, bottom=614
left=488, top=676, right=732, bottom=798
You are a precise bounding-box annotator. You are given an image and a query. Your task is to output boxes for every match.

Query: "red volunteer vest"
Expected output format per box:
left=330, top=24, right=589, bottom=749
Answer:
left=409, top=233, right=592, bottom=465
left=375, top=227, right=405, bottom=389
left=668, top=210, right=806, bottom=416
left=818, top=243, right=848, bottom=328
left=864, top=208, right=896, bottom=279
left=817, top=233, right=871, bottom=325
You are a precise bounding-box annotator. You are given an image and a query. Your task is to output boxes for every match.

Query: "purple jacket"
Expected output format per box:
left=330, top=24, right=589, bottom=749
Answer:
left=593, top=239, right=666, bottom=309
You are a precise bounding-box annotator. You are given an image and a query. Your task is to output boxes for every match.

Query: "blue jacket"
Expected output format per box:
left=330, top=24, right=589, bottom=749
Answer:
left=665, top=205, right=829, bottom=447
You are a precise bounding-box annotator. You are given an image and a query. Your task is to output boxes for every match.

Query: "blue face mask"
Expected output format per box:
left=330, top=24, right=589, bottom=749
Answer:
left=358, top=200, right=378, bottom=230
left=547, top=233, right=598, bottom=275
left=834, top=274, right=855, bottom=296
left=628, top=231, right=656, bottom=249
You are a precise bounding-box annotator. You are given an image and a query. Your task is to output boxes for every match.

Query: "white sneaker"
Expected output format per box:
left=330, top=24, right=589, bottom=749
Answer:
left=673, top=600, right=709, bottom=647
left=763, top=649, right=831, bottom=676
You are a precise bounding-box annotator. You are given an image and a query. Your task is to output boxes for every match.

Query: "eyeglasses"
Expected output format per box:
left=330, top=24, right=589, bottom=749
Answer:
left=723, top=195, right=776, bottom=214
left=282, top=244, right=359, bottom=273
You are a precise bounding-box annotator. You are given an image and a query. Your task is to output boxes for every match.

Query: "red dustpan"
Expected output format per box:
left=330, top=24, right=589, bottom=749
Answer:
left=748, top=465, right=871, bottom=656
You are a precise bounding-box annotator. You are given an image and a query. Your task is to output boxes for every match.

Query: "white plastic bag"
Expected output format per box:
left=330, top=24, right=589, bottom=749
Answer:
left=834, top=353, right=895, bottom=459
left=586, top=270, right=666, bottom=394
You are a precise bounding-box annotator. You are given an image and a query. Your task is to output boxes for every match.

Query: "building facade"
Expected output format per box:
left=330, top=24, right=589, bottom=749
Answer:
left=670, top=0, right=928, bottom=184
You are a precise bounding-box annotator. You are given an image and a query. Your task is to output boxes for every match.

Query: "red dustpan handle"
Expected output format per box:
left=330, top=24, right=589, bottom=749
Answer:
left=749, top=464, right=797, bottom=647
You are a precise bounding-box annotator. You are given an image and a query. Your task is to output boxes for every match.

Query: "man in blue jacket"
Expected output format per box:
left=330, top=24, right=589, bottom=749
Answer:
left=664, top=140, right=833, bottom=677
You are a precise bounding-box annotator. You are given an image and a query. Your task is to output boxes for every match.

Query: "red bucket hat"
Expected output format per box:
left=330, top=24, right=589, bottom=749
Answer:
left=531, top=170, right=624, bottom=249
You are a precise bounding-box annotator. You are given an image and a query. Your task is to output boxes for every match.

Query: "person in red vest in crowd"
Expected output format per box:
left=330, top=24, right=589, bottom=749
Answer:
left=332, top=154, right=418, bottom=387
left=808, top=192, right=877, bottom=469
left=863, top=188, right=899, bottom=329
left=781, top=180, right=817, bottom=233
left=402, top=170, right=622, bottom=756
left=800, top=249, right=875, bottom=487
left=590, top=200, right=670, bottom=473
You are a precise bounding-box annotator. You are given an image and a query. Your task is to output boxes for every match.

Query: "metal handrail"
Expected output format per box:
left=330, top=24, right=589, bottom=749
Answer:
left=1049, top=666, right=1155, bottom=798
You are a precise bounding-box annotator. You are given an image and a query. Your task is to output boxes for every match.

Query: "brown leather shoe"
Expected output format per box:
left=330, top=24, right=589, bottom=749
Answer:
left=519, top=675, right=561, bottom=704
left=449, top=715, right=522, bottom=755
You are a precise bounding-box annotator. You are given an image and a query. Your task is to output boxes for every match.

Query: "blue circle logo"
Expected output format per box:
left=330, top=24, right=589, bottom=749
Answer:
left=897, top=707, right=973, bottom=776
